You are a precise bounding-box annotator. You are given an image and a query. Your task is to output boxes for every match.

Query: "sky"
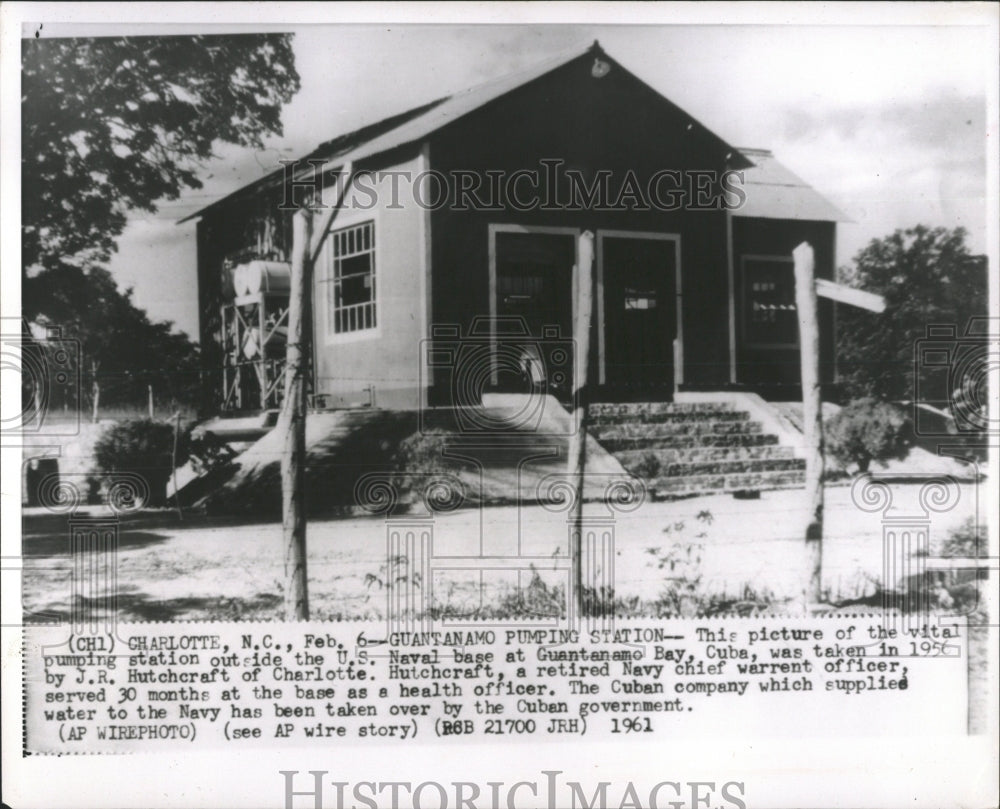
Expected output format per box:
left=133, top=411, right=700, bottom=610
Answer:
left=100, top=22, right=994, bottom=339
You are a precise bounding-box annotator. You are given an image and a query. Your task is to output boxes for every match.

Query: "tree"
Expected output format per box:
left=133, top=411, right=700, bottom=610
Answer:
left=826, top=397, right=912, bottom=473
left=21, top=33, right=300, bottom=273
left=837, top=226, right=988, bottom=403
left=93, top=419, right=191, bottom=506
left=23, top=263, right=202, bottom=420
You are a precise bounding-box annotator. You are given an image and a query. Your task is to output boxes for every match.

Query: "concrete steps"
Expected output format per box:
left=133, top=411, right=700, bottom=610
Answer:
left=650, top=469, right=807, bottom=498
left=591, top=419, right=764, bottom=440
left=588, top=409, right=752, bottom=425
left=588, top=399, right=804, bottom=499
left=615, top=444, right=795, bottom=466
left=597, top=432, right=781, bottom=452
left=589, top=401, right=736, bottom=416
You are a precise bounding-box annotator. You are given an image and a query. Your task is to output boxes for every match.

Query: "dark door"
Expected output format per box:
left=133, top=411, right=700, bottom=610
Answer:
left=493, top=231, right=576, bottom=399
left=601, top=235, right=677, bottom=401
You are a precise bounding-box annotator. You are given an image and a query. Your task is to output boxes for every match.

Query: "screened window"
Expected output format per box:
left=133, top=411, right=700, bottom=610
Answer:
left=322, top=220, right=376, bottom=335
left=743, top=257, right=797, bottom=347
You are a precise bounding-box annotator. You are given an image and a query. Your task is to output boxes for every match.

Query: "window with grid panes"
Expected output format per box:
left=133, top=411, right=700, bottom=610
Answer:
left=321, top=220, right=376, bottom=335
left=742, top=256, right=797, bottom=347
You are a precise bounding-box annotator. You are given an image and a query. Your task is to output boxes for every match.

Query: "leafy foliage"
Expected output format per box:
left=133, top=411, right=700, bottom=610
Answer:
left=93, top=418, right=191, bottom=506
left=627, top=451, right=662, bottom=480
left=21, top=33, right=300, bottom=272
left=21, top=34, right=300, bottom=415
left=941, top=517, right=989, bottom=559
left=826, top=397, right=912, bottom=472
left=836, top=226, right=988, bottom=401
left=23, top=264, right=202, bottom=412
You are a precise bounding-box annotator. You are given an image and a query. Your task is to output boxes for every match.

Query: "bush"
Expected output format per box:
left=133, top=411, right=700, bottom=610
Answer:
left=941, top=517, right=989, bottom=558
left=826, top=398, right=911, bottom=473
left=93, top=419, right=189, bottom=507
left=627, top=451, right=662, bottom=480
left=391, top=430, right=469, bottom=509
left=393, top=430, right=453, bottom=477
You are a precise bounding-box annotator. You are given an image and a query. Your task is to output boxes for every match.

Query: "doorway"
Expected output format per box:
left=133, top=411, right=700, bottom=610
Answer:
left=598, top=231, right=680, bottom=401
left=490, top=227, right=577, bottom=400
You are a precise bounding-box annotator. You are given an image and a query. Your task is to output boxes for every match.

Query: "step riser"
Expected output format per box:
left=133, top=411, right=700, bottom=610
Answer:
left=624, top=458, right=805, bottom=478
left=599, top=434, right=780, bottom=452
left=589, top=402, right=737, bottom=416
left=590, top=411, right=751, bottom=425
left=651, top=471, right=806, bottom=497
left=592, top=421, right=764, bottom=440
left=615, top=445, right=795, bottom=465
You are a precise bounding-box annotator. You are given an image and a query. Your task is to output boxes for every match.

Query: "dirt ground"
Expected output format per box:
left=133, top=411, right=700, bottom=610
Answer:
left=21, top=481, right=984, bottom=622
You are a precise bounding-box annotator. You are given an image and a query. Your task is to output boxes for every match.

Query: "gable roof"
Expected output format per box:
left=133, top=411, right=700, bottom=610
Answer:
left=178, top=95, right=448, bottom=223
left=183, top=41, right=748, bottom=222
left=732, top=148, right=850, bottom=222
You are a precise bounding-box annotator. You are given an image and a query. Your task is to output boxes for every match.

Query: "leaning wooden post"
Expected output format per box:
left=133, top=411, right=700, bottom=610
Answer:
left=568, top=231, right=595, bottom=620
left=280, top=208, right=314, bottom=620
left=793, top=241, right=824, bottom=604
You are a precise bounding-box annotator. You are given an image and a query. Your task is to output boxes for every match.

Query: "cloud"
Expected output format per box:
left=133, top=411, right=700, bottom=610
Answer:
left=782, top=93, right=986, bottom=160
left=769, top=91, right=989, bottom=265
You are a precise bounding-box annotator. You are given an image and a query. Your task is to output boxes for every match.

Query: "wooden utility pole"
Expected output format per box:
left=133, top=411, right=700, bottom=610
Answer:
left=280, top=208, right=313, bottom=620
left=568, top=231, right=595, bottom=619
left=793, top=241, right=824, bottom=604
left=274, top=164, right=353, bottom=622
left=147, top=384, right=154, bottom=419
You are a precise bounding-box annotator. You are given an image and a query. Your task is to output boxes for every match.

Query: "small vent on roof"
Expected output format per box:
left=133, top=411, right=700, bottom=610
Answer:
left=591, top=58, right=610, bottom=79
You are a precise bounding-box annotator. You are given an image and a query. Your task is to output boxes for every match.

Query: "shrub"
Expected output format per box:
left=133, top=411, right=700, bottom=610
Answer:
left=393, top=430, right=453, bottom=477
left=627, top=451, right=662, bottom=480
left=941, top=517, right=989, bottom=558
left=826, top=398, right=911, bottom=473
left=93, top=419, right=190, bottom=507
left=391, top=430, right=473, bottom=509
left=885, top=518, right=989, bottom=625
